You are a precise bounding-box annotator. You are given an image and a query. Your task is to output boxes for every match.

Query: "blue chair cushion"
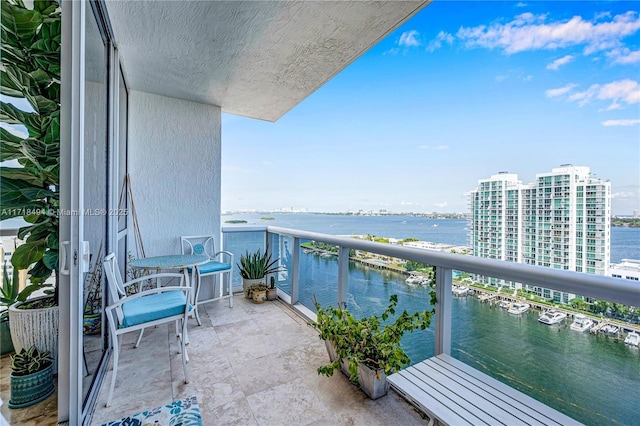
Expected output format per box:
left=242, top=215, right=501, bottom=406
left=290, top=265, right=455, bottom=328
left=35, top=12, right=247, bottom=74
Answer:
left=120, top=291, right=190, bottom=328
left=187, top=261, right=231, bottom=274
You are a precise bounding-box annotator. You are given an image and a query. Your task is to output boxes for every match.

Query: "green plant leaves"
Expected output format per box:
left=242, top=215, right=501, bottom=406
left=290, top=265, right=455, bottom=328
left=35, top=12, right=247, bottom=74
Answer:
left=309, top=294, right=436, bottom=382
left=1, top=1, right=43, bottom=40
left=11, top=240, right=45, bottom=269
left=1, top=0, right=61, bottom=296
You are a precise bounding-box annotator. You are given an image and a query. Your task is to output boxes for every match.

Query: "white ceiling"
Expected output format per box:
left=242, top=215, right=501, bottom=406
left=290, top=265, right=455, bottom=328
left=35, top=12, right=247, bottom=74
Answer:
left=104, top=0, right=430, bottom=122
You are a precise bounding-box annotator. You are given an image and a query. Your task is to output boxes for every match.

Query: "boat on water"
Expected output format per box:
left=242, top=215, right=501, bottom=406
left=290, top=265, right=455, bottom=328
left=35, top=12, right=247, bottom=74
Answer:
left=508, top=303, right=530, bottom=315
left=405, top=275, right=429, bottom=286
left=600, top=324, right=620, bottom=335
left=538, top=309, right=567, bottom=325
left=497, top=300, right=511, bottom=309
left=452, top=286, right=471, bottom=296
left=624, top=331, right=640, bottom=347
left=569, top=314, right=594, bottom=332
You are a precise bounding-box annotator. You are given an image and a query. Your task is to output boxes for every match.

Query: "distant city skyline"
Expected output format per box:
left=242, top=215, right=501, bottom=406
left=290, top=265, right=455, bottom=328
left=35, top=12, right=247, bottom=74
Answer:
left=221, top=1, right=639, bottom=215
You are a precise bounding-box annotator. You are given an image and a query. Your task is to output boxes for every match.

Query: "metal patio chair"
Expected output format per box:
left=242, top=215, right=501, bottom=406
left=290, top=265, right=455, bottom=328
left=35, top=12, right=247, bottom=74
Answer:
left=103, top=253, right=191, bottom=407
left=181, top=235, right=234, bottom=325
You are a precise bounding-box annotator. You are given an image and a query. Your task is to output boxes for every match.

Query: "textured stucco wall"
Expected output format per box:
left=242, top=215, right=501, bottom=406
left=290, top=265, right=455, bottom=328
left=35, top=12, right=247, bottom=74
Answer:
left=128, top=91, right=221, bottom=259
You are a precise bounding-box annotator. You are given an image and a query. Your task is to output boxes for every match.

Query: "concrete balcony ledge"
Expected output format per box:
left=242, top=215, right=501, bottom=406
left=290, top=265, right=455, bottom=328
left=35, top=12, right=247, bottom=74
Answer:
left=89, top=295, right=426, bottom=425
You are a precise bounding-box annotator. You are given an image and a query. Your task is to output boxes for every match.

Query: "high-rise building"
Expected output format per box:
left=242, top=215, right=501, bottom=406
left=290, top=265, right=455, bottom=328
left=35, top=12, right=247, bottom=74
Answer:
left=469, top=165, right=611, bottom=303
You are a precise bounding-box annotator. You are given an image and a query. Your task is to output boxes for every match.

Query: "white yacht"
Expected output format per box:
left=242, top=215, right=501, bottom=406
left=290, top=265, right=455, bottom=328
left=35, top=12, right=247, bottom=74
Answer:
left=624, top=331, right=640, bottom=347
left=405, top=274, right=429, bottom=286
left=600, top=324, right=620, bottom=335
left=538, top=309, right=567, bottom=325
left=508, top=303, right=530, bottom=315
left=569, top=314, right=594, bottom=332
left=497, top=300, right=511, bottom=309
left=452, top=286, right=470, bottom=296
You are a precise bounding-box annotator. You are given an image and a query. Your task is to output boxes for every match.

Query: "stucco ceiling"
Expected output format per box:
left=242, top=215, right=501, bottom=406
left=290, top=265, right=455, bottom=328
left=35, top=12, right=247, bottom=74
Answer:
left=104, top=0, right=430, bottom=122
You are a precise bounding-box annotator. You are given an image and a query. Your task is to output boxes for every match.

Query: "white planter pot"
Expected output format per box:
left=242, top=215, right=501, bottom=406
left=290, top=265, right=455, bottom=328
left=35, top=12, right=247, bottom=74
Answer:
left=357, top=363, right=390, bottom=400
left=9, top=296, right=59, bottom=372
left=324, top=340, right=337, bottom=362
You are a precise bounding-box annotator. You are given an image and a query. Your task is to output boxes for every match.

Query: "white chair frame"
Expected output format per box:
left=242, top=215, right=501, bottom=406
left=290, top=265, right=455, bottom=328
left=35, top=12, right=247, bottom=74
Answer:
left=181, top=235, right=234, bottom=326
left=103, top=253, right=191, bottom=407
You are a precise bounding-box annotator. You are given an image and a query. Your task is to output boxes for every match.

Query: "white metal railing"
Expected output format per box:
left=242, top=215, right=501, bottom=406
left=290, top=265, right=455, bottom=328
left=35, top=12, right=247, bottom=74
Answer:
left=222, top=225, right=640, bottom=356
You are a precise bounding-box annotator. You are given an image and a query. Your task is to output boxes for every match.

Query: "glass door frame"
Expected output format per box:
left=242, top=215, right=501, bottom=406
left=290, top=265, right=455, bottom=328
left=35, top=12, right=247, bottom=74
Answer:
left=60, top=0, right=125, bottom=423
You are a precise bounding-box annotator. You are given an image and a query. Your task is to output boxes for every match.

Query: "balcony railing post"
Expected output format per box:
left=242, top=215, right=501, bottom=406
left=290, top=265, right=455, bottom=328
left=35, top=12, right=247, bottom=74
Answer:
left=290, top=237, right=300, bottom=306
left=337, top=246, right=349, bottom=307
left=434, top=266, right=452, bottom=356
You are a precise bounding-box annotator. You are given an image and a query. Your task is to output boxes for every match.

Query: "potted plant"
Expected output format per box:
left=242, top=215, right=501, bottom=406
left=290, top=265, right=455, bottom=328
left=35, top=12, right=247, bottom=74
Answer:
left=266, top=276, right=277, bottom=301
left=308, top=293, right=436, bottom=400
left=244, top=283, right=267, bottom=303
left=249, top=283, right=268, bottom=304
left=1, top=0, right=62, bottom=369
left=8, top=345, right=55, bottom=408
left=1, top=262, right=44, bottom=356
left=237, top=247, right=281, bottom=298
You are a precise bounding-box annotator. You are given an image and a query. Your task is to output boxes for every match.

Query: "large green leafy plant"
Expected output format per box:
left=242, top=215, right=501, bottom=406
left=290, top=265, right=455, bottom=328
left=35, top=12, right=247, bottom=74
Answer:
left=309, top=293, right=436, bottom=382
left=0, top=0, right=61, bottom=303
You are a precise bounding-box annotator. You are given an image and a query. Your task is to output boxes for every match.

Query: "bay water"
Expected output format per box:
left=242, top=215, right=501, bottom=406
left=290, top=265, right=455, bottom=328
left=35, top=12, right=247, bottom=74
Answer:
left=223, top=213, right=640, bottom=425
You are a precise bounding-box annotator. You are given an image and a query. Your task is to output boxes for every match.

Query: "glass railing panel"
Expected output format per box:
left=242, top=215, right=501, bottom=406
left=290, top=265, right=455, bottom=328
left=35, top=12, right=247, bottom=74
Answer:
left=295, top=242, right=340, bottom=311
left=221, top=229, right=266, bottom=288
left=449, top=273, right=639, bottom=426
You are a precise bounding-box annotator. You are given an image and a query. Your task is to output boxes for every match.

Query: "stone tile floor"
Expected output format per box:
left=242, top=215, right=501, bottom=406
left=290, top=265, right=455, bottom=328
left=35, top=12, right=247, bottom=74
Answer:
left=2, top=295, right=429, bottom=425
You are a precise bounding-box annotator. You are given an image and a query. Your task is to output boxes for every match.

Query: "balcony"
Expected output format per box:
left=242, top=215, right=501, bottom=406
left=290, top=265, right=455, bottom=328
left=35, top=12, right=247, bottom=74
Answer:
left=2, top=225, right=639, bottom=425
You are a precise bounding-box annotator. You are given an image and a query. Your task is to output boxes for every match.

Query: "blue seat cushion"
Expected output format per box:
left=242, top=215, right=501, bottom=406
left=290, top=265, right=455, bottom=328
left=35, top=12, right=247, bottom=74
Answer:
left=187, top=261, right=231, bottom=274
left=120, top=291, right=189, bottom=328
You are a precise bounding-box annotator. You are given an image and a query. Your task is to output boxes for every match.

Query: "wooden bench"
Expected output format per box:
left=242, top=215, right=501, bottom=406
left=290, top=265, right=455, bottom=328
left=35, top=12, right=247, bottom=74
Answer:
left=387, top=354, right=583, bottom=426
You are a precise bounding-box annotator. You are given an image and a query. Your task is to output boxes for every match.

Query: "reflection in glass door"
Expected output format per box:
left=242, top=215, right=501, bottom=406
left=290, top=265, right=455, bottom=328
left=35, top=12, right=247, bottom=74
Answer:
left=82, top=5, right=108, bottom=406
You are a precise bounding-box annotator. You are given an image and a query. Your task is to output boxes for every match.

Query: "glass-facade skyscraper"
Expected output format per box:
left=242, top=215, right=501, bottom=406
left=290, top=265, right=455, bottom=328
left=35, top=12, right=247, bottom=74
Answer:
left=469, top=165, right=611, bottom=303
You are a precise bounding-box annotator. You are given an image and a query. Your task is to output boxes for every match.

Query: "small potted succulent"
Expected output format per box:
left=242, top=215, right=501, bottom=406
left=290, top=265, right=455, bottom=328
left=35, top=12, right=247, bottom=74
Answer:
left=245, top=283, right=268, bottom=303
left=266, top=276, right=278, bottom=301
left=8, top=345, right=55, bottom=408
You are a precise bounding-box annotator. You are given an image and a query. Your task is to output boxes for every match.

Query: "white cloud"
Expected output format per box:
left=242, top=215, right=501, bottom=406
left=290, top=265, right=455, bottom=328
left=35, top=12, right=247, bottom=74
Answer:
left=610, top=48, right=640, bottom=64
left=496, top=75, right=508, bottom=82
left=426, top=31, right=454, bottom=52
left=516, top=2, right=527, bottom=8
left=555, top=79, right=640, bottom=108
left=602, top=119, right=640, bottom=126
left=399, top=30, right=421, bottom=47
left=435, top=145, right=449, bottom=150
left=598, top=79, right=640, bottom=104
left=400, top=200, right=415, bottom=206
left=456, top=11, right=640, bottom=58
left=567, top=84, right=600, bottom=106
left=547, top=55, right=575, bottom=70
left=434, top=201, right=449, bottom=208
left=611, top=191, right=637, bottom=198
left=545, top=83, right=578, bottom=98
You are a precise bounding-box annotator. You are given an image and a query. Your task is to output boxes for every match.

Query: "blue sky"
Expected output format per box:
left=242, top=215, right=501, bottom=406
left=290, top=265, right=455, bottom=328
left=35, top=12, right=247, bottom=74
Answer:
left=221, top=1, right=640, bottom=215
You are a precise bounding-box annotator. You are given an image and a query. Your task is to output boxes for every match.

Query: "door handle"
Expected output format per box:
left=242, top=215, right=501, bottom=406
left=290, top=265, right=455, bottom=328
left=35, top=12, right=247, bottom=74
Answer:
left=60, top=241, right=70, bottom=275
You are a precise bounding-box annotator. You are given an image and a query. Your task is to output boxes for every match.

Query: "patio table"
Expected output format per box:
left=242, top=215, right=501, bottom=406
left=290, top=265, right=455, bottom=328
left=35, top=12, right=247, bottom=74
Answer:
left=130, top=254, right=209, bottom=294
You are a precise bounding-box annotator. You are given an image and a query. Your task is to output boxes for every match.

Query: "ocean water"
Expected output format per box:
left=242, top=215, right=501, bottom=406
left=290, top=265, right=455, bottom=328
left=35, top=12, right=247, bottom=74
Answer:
left=223, top=213, right=640, bottom=425
left=223, top=212, right=638, bottom=263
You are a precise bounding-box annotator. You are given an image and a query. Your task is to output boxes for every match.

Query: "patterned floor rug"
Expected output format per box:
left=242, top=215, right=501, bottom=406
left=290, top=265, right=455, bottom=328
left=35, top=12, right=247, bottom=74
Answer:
left=101, top=395, right=202, bottom=426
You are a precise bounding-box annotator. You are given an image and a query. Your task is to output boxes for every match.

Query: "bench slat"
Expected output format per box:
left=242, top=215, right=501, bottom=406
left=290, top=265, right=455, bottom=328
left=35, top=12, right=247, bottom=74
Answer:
left=406, top=361, right=533, bottom=425
left=433, top=355, right=581, bottom=426
left=388, top=372, right=478, bottom=425
left=388, top=355, right=584, bottom=426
